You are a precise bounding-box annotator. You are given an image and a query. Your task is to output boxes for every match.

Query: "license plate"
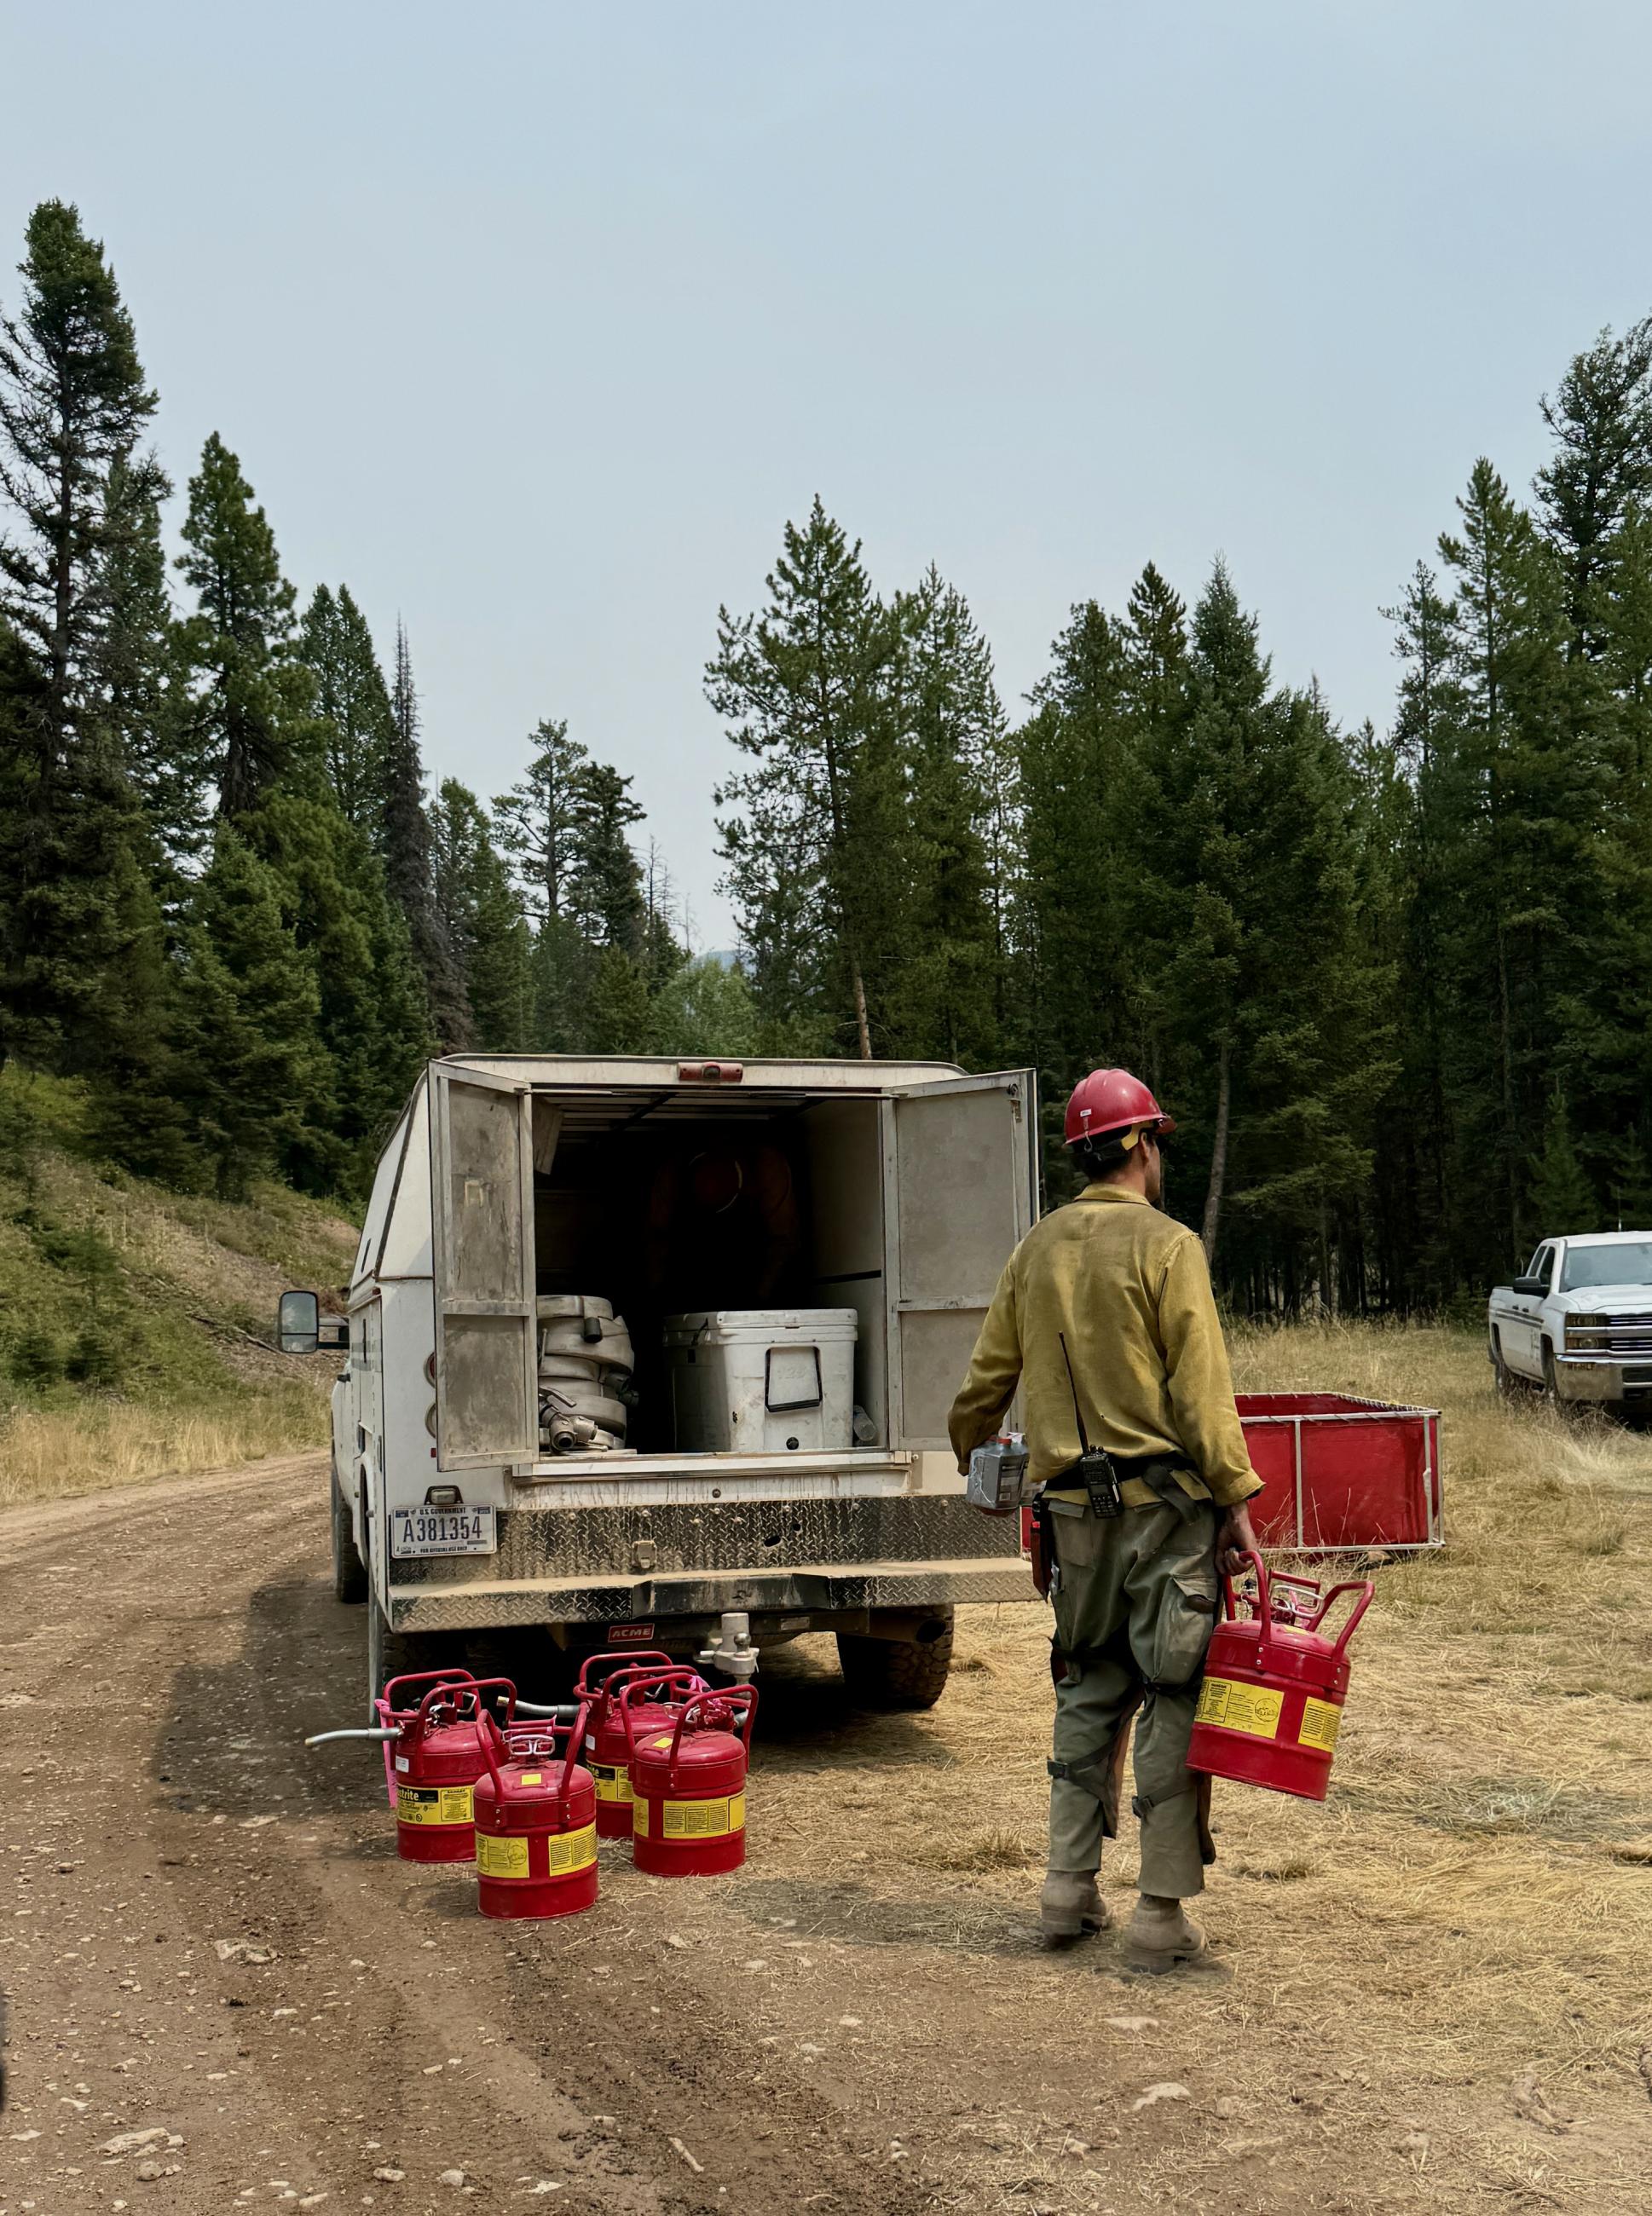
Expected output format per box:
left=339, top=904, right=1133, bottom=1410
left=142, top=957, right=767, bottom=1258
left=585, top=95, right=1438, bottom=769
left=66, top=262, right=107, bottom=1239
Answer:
left=390, top=1505, right=497, bottom=1558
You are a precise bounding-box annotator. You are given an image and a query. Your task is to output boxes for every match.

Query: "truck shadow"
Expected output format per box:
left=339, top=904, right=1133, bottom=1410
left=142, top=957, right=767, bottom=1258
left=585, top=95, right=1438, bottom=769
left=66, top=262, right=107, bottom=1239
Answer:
left=155, top=1571, right=392, bottom=1828
left=155, top=1581, right=958, bottom=1838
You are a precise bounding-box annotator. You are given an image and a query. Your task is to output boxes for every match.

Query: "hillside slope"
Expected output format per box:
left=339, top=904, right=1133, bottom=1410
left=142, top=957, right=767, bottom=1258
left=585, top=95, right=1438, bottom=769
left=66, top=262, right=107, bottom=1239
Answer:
left=0, top=1069, right=359, bottom=1509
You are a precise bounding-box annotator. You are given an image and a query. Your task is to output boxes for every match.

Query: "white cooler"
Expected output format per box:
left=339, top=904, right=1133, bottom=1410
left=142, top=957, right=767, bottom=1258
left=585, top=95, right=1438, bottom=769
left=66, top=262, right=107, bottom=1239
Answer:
left=663, top=1308, right=858, bottom=1454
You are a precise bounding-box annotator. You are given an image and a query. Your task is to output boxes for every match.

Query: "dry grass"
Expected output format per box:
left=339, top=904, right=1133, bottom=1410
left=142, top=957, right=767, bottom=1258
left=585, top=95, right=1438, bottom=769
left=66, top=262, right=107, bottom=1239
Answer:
left=740, top=1322, right=1652, bottom=2211
left=0, top=1381, right=332, bottom=1511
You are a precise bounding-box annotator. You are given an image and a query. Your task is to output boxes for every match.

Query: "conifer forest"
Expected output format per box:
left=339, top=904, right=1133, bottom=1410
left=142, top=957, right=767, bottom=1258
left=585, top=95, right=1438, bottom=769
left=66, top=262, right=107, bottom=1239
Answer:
left=4, top=197, right=1649, bottom=1316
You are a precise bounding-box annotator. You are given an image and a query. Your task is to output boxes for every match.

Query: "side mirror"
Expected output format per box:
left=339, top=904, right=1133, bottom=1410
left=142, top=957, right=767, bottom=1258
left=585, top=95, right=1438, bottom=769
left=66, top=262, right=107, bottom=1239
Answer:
left=1511, top=1274, right=1545, bottom=1296
left=279, top=1290, right=321, bottom=1353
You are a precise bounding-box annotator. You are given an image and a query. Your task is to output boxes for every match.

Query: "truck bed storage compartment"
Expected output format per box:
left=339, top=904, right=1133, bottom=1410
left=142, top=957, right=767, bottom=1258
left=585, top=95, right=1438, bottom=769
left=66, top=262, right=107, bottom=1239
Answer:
left=420, top=1057, right=1037, bottom=1473
left=665, top=1308, right=858, bottom=1454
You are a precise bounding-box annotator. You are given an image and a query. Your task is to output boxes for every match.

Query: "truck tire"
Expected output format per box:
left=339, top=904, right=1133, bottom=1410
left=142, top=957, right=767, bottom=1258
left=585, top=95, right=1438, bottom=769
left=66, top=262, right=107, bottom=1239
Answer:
left=1491, top=1332, right=1518, bottom=1399
left=837, top=1619, right=954, bottom=1711
left=331, top=1475, right=368, bottom=1604
left=1542, top=1342, right=1564, bottom=1405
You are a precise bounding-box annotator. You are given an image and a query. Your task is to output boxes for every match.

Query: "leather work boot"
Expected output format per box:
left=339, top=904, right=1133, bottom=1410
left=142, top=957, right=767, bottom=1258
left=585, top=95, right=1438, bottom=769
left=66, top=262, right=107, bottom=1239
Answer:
left=1039, top=1869, right=1111, bottom=1947
left=1123, top=1892, right=1205, bottom=1973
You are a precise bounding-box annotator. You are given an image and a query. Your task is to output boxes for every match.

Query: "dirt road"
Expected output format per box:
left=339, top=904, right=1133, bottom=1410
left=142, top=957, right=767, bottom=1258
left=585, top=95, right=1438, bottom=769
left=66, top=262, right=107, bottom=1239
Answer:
left=2, top=1445, right=1648, bottom=2216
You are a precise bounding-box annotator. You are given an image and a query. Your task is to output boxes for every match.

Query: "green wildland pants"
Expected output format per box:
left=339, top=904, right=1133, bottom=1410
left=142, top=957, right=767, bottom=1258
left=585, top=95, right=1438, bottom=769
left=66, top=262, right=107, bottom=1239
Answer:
left=1046, top=1497, right=1220, bottom=1899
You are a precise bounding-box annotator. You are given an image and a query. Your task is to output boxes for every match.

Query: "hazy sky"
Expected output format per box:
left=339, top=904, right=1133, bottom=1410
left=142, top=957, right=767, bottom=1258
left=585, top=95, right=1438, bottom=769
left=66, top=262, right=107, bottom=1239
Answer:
left=6, top=3, right=1651, bottom=942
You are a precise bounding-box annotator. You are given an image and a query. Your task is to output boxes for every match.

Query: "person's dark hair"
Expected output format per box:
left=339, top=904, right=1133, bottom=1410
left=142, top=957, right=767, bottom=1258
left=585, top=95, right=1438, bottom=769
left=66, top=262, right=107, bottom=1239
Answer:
left=1072, top=1133, right=1135, bottom=1182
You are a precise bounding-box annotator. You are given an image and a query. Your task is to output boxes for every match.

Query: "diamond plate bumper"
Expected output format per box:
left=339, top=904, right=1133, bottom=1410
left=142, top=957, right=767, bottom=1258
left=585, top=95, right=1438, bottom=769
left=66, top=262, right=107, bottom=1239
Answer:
left=387, top=1493, right=1035, bottom=1631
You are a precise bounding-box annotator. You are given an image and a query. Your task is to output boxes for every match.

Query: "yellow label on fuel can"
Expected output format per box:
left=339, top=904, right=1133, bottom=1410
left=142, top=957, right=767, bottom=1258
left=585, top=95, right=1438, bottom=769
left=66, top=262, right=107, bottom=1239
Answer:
left=590, top=1761, right=633, bottom=1803
left=1195, top=1676, right=1285, bottom=1740
left=545, top=1821, right=598, bottom=1875
left=1298, top=1697, right=1342, bottom=1751
left=397, top=1783, right=475, bottom=1826
left=476, top=1831, right=530, bottom=1878
left=635, top=1792, right=746, bottom=1841
left=476, top=1822, right=598, bottom=1879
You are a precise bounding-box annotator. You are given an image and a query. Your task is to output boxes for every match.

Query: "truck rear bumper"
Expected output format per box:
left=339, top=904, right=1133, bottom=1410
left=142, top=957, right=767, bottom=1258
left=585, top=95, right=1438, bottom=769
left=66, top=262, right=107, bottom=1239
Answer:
left=385, top=1494, right=1035, bottom=1631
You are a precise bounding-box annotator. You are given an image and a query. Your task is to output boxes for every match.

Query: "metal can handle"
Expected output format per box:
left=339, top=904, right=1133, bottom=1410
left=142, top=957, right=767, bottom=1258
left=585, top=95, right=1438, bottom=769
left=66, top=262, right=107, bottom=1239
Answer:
left=1310, top=1579, right=1376, bottom=1658
left=382, top=1666, right=474, bottom=1717
left=572, top=1649, right=673, bottom=1700
left=615, top=1670, right=708, bottom=1757
left=415, top=1673, right=516, bottom=1734
left=481, top=1701, right=591, bottom=1813
left=664, top=1685, right=758, bottom=1781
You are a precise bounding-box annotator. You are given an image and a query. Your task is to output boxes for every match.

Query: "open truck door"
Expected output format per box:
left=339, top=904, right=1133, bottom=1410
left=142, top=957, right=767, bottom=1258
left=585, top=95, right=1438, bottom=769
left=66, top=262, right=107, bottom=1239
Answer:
left=429, top=1062, right=539, bottom=1470
left=882, top=1069, right=1038, bottom=1448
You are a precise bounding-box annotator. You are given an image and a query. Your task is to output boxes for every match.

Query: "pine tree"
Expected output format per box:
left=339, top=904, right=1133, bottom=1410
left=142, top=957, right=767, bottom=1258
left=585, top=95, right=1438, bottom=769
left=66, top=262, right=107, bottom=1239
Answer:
left=248, top=788, right=430, bottom=1192
left=298, top=584, right=393, bottom=831
left=92, top=453, right=200, bottom=895
left=0, top=202, right=156, bottom=747
left=0, top=203, right=168, bottom=1077
left=647, top=954, right=760, bottom=1056
left=887, top=565, right=1005, bottom=1064
left=709, top=499, right=905, bottom=1057
left=1014, top=595, right=1141, bottom=1174
left=175, top=432, right=298, bottom=817
left=430, top=778, right=531, bottom=1050
left=494, top=717, right=590, bottom=926
left=584, top=945, right=651, bottom=1052
left=640, top=842, right=688, bottom=997
left=1535, top=318, right=1652, bottom=653
left=1436, top=459, right=1572, bottom=1260
left=176, top=827, right=329, bottom=1197
left=382, top=620, right=465, bottom=1047
left=1526, top=1088, right=1598, bottom=1235
left=571, top=760, right=645, bottom=952
left=494, top=718, right=595, bottom=1050
left=1133, top=565, right=1390, bottom=1291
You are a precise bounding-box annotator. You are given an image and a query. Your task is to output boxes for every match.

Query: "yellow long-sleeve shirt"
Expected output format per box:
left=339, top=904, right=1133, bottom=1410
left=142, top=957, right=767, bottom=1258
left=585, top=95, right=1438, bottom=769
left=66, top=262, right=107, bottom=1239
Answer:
left=947, top=1184, right=1263, bottom=1511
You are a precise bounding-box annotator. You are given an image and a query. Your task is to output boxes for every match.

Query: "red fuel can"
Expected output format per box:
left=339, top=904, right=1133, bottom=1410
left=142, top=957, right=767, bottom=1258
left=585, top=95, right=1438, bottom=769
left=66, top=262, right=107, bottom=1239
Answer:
left=472, top=1704, right=598, bottom=1920
left=572, top=1651, right=707, bottom=1838
left=1187, top=1550, right=1373, bottom=1801
left=386, top=1674, right=517, bottom=1863
left=627, top=1686, right=756, bottom=1877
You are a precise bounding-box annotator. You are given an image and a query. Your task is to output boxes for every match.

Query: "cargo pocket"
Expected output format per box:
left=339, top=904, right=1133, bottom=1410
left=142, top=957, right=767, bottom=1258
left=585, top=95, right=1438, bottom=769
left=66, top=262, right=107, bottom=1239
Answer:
left=1147, top=1571, right=1219, bottom=1688
left=1048, top=1507, right=1101, bottom=1660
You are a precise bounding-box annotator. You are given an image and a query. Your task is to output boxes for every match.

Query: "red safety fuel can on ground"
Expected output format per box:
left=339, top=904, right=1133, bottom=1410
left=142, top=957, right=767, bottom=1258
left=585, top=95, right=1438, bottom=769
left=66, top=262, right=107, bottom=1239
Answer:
left=573, top=1651, right=708, bottom=1838
left=384, top=1673, right=516, bottom=1863
left=627, top=1685, right=756, bottom=1876
left=472, top=1704, right=598, bottom=1920
left=1187, top=1550, right=1373, bottom=1802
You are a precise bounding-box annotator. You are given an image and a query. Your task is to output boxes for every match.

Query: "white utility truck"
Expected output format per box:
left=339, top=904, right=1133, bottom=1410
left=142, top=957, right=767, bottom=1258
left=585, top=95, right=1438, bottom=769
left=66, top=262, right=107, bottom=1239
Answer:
left=1487, top=1231, right=1652, bottom=1403
left=279, top=1053, right=1040, bottom=1711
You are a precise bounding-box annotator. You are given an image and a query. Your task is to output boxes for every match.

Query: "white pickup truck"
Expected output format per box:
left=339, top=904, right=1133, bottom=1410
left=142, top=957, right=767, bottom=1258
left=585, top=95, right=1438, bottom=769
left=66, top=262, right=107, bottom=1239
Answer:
left=1487, top=1232, right=1652, bottom=1403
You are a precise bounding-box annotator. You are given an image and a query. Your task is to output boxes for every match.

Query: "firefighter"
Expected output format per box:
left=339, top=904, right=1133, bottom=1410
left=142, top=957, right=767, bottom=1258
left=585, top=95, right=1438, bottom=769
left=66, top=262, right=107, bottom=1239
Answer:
left=948, top=1068, right=1262, bottom=1973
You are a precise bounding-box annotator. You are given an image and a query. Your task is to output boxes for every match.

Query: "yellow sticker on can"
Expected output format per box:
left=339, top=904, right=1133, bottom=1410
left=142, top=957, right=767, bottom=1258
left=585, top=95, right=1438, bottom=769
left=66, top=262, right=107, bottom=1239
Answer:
left=475, top=1822, right=598, bottom=1880
left=397, top=1783, right=475, bottom=1826
left=590, top=1762, right=633, bottom=1803
left=544, top=1821, right=598, bottom=1875
left=475, top=1832, right=530, bottom=1878
left=1298, top=1698, right=1342, bottom=1752
left=1195, top=1676, right=1285, bottom=1740
left=636, top=1792, right=746, bottom=1841
left=519, top=1771, right=543, bottom=1785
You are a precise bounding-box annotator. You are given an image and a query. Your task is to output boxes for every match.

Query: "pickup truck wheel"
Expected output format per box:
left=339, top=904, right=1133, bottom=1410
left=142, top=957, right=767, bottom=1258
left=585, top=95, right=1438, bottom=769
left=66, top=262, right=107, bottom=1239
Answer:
left=1491, top=1333, right=1518, bottom=1399
left=331, top=1474, right=368, bottom=1604
left=1542, top=1342, right=1564, bottom=1404
left=837, top=1620, right=954, bottom=1711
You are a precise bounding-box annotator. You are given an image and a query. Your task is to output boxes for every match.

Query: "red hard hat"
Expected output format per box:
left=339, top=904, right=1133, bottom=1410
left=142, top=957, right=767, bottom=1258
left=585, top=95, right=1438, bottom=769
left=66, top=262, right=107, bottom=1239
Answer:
left=1064, top=1067, right=1175, bottom=1149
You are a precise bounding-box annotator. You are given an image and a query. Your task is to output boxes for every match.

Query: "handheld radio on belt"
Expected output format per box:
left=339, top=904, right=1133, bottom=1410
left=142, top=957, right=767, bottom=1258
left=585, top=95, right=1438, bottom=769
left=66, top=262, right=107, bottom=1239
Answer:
left=1058, top=1332, right=1123, bottom=1519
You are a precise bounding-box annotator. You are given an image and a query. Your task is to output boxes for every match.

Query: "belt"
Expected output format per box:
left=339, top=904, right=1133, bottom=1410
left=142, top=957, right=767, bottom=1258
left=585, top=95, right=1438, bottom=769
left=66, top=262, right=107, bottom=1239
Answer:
left=1046, top=1451, right=1211, bottom=1520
